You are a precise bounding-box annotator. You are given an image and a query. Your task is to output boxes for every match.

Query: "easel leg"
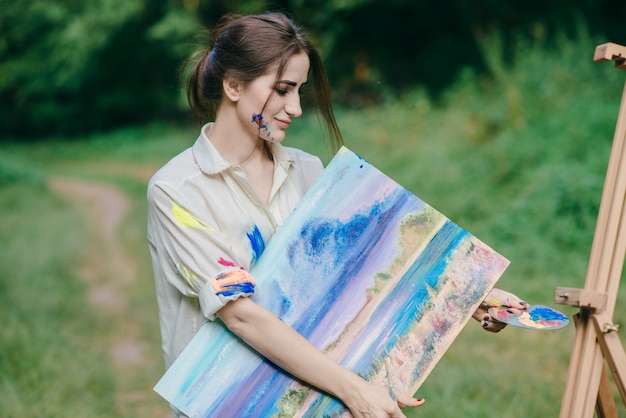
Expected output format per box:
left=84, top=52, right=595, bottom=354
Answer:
left=596, top=364, right=618, bottom=418
left=593, top=313, right=626, bottom=406
left=560, top=313, right=606, bottom=417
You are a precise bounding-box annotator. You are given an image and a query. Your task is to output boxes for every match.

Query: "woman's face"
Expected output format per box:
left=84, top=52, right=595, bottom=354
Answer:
left=238, top=52, right=310, bottom=144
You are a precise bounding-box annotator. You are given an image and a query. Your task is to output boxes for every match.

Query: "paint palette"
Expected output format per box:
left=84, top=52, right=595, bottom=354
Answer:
left=488, top=305, right=570, bottom=330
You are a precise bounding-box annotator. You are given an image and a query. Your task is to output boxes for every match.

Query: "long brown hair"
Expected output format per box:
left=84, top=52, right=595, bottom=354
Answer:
left=184, top=12, right=343, bottom=150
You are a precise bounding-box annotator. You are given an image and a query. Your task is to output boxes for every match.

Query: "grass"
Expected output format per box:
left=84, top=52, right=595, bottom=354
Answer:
left=1, top=28, right=625, bottom=417
left=0, top=183, right=117, bottom=417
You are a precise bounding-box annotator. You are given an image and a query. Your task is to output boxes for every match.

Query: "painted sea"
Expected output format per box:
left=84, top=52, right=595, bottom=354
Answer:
left=154, top=147, right=510, bottom=417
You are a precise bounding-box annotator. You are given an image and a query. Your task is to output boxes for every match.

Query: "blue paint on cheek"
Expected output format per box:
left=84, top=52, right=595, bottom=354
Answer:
left=251, top=113, right=272, bottom=140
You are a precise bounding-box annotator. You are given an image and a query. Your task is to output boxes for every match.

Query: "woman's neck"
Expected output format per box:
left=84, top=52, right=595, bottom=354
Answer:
left=206, top=120, right=275, bottom=203
left=208, top=116, right=268, bottom=167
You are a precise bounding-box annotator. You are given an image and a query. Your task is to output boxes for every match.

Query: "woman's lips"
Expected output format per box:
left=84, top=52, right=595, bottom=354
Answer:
left=275, top=118, right=291, bottom=129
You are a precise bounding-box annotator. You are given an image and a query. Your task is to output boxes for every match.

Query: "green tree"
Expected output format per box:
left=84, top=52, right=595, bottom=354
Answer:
left=193, top=0, right=625, bottom=103
left=0, top=0, right=199, bottom=138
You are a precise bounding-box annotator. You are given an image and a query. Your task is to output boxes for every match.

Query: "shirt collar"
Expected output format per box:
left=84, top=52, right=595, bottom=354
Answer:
left=193, top=123, right=295, bottom=175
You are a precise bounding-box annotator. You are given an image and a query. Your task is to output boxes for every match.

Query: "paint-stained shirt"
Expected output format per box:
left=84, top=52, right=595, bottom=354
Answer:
left=147, top=123, right=324, bottom=369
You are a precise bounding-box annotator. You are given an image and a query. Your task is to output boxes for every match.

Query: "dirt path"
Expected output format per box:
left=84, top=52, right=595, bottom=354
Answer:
left=50, top=175, right=170, bottom=417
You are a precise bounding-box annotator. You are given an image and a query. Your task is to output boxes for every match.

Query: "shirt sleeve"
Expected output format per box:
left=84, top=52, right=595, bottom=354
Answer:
left=147, top=180, right=255, bottom=320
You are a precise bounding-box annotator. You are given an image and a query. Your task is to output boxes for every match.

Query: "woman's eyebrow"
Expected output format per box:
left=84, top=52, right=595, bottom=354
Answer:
left=277, top=80, right=298, bottom=87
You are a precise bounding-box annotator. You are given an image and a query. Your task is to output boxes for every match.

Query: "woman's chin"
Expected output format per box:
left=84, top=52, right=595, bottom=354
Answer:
left=263, top=132, right=286, bottom=143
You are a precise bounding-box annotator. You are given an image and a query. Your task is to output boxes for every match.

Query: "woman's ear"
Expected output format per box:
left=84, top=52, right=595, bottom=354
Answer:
left=222, top=77, right=242, bottom=102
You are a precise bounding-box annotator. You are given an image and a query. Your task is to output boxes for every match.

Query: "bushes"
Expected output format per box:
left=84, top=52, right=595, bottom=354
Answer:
left=3, top=0, right=625, bottom=139
left=0, top=0, right=198, bottom=138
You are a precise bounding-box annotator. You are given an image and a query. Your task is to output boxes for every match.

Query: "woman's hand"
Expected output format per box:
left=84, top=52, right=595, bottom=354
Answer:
left=472, top=288, right=527, bottom=333
left=342, top=380, right=424, bottom=418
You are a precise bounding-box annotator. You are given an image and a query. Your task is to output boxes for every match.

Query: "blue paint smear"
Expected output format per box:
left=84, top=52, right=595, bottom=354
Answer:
left=216, top=282, right=255, bottom=297
left=286, top=187, right=413, bottom=337
left=247, top=224, right=266, bottom=266
left=530, top=306, right=568, bottom=321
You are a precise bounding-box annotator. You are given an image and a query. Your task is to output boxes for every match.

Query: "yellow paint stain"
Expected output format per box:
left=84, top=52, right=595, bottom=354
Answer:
left=176, top=262, right=200, bottom=294
left=183, top=265, right=198, bottom=288
left=172, top=202, right=215, bottom=232
left=484, top=299, right=503, bottom=307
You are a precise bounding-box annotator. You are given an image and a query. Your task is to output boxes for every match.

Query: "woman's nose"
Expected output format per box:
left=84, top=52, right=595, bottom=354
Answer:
left=285, top=94, right=302, bottom=117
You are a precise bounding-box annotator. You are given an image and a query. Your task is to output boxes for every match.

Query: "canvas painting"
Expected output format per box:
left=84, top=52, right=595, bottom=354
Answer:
left=154, top=147, right=510, bottom=417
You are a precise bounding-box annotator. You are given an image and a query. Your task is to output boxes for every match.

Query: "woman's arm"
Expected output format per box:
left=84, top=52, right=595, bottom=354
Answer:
left=217, top=297, right=424, bottom=417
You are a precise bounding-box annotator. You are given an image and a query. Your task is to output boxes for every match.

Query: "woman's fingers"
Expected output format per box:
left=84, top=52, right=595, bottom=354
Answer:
left=481, top=313, right=507, bottom=333
left=472, top=306, right=505, bottom=332
left=483, top=288, right=527, bottom=309
left=396, top=392, right=426, bottom=409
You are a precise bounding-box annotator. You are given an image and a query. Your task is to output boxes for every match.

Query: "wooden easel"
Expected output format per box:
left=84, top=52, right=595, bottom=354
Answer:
left=555, top=42, right=626, bottom=418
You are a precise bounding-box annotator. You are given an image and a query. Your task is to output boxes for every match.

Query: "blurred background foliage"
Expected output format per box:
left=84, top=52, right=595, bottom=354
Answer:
left=1, top=0, right=624, bottom=138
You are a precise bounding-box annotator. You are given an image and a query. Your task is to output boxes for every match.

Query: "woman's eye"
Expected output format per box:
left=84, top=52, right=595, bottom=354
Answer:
left=275, top=88, right=289, bottom=96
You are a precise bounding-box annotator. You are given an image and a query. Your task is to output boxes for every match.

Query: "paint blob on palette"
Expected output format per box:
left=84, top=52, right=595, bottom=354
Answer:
left=488, top=305, right=569, bottom=330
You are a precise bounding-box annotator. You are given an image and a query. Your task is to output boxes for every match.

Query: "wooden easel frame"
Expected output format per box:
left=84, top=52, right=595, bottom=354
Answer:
left=555, top=42, right=626, bottom=418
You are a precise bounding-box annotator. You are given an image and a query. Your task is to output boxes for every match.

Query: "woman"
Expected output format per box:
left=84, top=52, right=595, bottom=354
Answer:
left=147, top=12, right=526, bottom=417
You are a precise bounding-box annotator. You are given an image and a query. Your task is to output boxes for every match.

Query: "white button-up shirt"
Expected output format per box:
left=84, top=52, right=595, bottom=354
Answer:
left=147, top=123, right=324, bottom=369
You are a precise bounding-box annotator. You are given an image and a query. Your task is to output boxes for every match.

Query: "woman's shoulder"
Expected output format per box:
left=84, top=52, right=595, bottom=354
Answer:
left=148, top=147, right=196, bottom=189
